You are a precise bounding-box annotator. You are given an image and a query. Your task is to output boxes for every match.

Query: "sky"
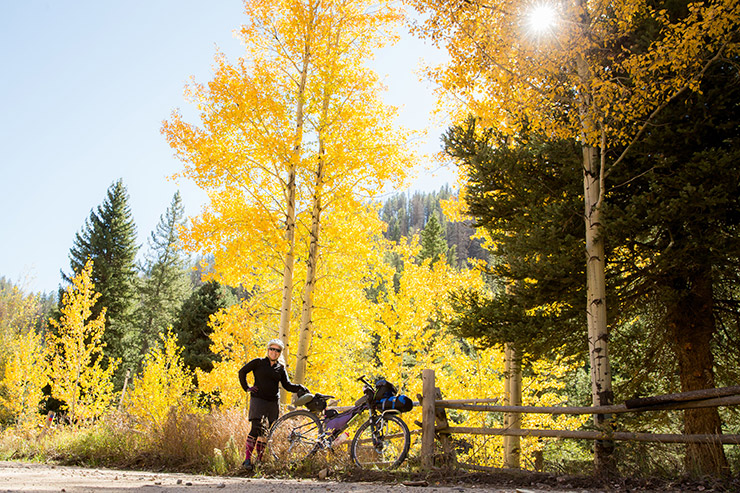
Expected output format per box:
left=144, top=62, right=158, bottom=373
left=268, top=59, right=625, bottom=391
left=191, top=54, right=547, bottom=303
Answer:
left=0, top=1, right=455, bottom=295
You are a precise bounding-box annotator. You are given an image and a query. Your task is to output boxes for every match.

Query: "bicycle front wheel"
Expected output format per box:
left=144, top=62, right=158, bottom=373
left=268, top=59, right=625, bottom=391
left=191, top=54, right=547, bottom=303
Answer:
left=350, top=413, right=410, bottom=469
left=265, top=410, right=323, bottom=465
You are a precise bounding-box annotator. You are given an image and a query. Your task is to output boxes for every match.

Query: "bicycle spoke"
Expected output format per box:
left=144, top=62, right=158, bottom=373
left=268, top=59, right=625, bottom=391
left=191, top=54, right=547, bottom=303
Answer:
left=265, top=410, right=323, bottom=466
left=350, top=414, right=410, bottom=469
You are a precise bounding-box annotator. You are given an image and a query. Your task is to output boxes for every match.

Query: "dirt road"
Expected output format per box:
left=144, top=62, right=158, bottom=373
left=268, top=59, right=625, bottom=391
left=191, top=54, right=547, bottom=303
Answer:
left=6, top=460, right=724, bottom=493
left=0, top=461, right=564, bottom=493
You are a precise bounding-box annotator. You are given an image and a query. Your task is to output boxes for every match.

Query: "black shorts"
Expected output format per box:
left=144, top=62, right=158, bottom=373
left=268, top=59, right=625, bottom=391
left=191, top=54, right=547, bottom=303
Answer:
left=248, top=396, right=279, bottom=425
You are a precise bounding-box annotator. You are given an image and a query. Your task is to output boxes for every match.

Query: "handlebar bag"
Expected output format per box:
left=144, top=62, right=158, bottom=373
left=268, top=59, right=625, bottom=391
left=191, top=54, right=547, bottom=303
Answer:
left=306, top=395, right=328, bottom=412
left=373, top=378, right=398, bottom=401
left=378, top=394, right=413, bottom=413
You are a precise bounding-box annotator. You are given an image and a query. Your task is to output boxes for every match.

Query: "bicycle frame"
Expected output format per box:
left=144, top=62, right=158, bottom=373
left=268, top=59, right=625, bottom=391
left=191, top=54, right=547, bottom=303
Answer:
left=265, top=375, right=411, bottom=469
left=303, top=377, right=398, bottom=450
left=311, top=400, right=368, bottom=448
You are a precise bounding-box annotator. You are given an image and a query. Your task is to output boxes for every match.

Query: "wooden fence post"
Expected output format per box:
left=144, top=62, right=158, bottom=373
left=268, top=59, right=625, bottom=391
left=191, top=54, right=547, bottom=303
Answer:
left=118, top=368, right=131, bottom=410
left=504, top=344, right=521, bottom=469
left=421, top=369, right=436, bottom=471
left=435, top=387, right=454, bottom=467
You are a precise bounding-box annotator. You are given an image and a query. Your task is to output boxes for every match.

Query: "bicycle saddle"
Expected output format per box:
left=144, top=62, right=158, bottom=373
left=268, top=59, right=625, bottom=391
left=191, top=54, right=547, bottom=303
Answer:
left=294, top=393, right=315, bottom=406
left=294, top=392, right=336, bottom=407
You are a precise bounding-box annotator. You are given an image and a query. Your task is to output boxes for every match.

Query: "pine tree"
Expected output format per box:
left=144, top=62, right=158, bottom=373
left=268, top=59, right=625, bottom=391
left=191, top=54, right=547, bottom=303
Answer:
left=63, top=179, right=139, bottom=376
left=417, top=213, right=448, bottom=266
left=446, top=63, right=740, bottom=469
left=411, top=0, right=740, bottom=472
left=379, top=189, right=486, bottom=267
left=602, top=60, right=740, bottom=472
left=173, top=280, right=238, bottom=373
left=443, top=119, right=586, bottom=358
left=137, top=191, right=192, bottom=354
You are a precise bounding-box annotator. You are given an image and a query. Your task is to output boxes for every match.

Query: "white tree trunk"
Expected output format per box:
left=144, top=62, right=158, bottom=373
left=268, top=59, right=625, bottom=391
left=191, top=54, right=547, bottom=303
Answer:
left=571, top=8, right=615, bottom=462
left=582, top=143, right=615, bottom=470
left=293, top=163, right=323, bottom=385
left=294, top=86, right=330, bottom=386
left=278, top=23, right=312, bottom=402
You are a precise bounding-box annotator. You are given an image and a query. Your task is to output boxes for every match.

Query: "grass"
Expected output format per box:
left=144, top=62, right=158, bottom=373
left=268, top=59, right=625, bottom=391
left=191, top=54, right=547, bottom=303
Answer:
left=0, top=407, right=252, bottom=474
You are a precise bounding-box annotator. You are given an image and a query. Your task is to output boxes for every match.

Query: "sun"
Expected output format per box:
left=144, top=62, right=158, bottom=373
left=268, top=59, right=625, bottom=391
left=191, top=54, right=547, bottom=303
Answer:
left=527, top=3, right=557, bottom=34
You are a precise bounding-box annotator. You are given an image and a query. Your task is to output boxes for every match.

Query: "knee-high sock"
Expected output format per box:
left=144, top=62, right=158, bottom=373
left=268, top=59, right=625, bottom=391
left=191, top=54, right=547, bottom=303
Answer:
left=255, top=439, right=266, bottom=460
left=245, top=435, right=257, bottom=461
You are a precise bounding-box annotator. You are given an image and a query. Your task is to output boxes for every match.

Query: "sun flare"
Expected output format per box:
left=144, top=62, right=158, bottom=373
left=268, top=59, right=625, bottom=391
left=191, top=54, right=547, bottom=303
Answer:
left=527, top=3, right=557, bottom=34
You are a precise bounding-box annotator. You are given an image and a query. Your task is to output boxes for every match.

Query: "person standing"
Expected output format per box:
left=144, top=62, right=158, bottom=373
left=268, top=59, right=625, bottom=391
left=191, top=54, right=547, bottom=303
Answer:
left=238, top=338, right=307, bottom=469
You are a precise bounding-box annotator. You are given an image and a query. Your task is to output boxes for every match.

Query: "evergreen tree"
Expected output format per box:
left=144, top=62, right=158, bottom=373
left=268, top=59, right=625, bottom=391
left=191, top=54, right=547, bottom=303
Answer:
left=63, top=179, right=139, bottom=375
left=173, top=280, right=238, bottom=373
left=602, top=59, right=740, bottom=472
left=443, top=119, right=586, bottom=358
left=379, top=188, right=487, bottom=266
left=137, top=191, right=192, bottom=355
left=417, top=213, right=448, bottom=265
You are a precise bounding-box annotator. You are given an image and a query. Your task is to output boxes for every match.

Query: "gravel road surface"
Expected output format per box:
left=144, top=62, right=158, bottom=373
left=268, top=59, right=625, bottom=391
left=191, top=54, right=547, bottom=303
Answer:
left=0, top=461, right=568, bottom=493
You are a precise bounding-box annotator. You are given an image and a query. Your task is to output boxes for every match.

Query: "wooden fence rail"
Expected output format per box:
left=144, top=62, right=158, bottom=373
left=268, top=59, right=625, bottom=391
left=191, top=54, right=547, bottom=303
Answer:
left=438, top=394, right=740, bottom=414
left=419, top=369, right=740, bottom=472
left=439, top=427, right=740, bottom=444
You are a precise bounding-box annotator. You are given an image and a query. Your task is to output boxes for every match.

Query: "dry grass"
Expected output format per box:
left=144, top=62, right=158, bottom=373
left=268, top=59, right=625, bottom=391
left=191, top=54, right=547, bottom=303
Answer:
left=0, top=406, right=252, bottom=475
left=148, top=407, right=251, bottom=473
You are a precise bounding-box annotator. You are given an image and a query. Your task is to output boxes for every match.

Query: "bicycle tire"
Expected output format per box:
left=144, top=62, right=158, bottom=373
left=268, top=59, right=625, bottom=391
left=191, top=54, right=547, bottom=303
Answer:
left=265, top=410, right=323, bottom=465
left=350, top=413, right=410, bottom=469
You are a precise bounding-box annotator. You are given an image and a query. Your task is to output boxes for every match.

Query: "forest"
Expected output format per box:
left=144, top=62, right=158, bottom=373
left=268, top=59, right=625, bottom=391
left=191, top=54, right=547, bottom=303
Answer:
left=1, top=0, right=739, bottom=485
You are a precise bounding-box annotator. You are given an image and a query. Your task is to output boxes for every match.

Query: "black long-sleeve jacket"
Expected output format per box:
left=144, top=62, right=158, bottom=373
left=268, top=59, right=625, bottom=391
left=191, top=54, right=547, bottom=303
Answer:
left=238, top=357, right=304, bottom=402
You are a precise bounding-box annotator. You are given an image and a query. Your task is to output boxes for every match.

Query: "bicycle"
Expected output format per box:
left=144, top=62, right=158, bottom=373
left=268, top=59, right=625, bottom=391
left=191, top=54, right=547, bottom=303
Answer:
left=264, top=375, right=412, bottom=470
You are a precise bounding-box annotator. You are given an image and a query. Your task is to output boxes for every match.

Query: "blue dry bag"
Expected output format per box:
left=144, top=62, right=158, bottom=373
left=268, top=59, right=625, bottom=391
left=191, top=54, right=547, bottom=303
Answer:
left=378, top=394, right=413, bottom=413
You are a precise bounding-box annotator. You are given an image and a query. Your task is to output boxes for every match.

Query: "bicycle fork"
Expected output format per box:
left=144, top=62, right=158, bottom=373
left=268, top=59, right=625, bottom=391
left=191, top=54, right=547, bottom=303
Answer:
left=369, top=415, right=386, bottom=452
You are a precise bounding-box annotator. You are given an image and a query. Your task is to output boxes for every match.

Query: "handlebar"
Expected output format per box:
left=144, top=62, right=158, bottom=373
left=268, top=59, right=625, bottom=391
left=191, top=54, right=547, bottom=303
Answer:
left=314, top=393, right=335, bottom=400
left=357, top=375, right=373, bottom=388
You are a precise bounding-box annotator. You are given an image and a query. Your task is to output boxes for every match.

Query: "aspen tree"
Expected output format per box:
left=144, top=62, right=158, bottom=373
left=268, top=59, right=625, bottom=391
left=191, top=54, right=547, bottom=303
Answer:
left=164, top=0, right=316, bottom=369
left=47, top=260, right=118, bottom=423
left=293, top=0, right=411, bottom=385
left=163, top=0, right=411, bottom=396
left=124, top=330, right=196, bottom=431
left=369, top=239, right=587, bottom=467
left=0, top=279, right=42, bottom=396
left=0, top=328, right=48, bottom=428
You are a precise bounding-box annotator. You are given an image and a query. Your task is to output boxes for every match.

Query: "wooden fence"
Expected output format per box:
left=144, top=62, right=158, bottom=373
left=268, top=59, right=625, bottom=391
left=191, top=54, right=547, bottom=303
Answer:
left=418, top=369, right=740, bottom=471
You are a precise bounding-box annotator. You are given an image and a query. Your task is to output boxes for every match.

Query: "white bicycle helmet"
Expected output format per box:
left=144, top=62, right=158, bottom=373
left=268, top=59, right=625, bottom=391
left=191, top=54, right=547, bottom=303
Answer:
left=266, top=338, right=285, bottom=350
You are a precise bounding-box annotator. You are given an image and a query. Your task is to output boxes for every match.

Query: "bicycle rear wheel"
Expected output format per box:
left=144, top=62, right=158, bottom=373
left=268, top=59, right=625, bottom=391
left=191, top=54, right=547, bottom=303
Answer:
left=350, top=413, right=410, bottom=469
left=265, top=410, right=323, bottom=465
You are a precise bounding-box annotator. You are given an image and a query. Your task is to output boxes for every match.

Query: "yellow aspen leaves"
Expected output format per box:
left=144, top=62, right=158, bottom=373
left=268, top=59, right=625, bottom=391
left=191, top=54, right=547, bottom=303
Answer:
left=47, top=260, right=118, bottom=424
left=162, top=0, right=415, bottom=390
left=124, top=330, right=197, bottom=431
left=0, top=281, right=47, bottom=427
left=0, top=328, right=48, bottom=429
